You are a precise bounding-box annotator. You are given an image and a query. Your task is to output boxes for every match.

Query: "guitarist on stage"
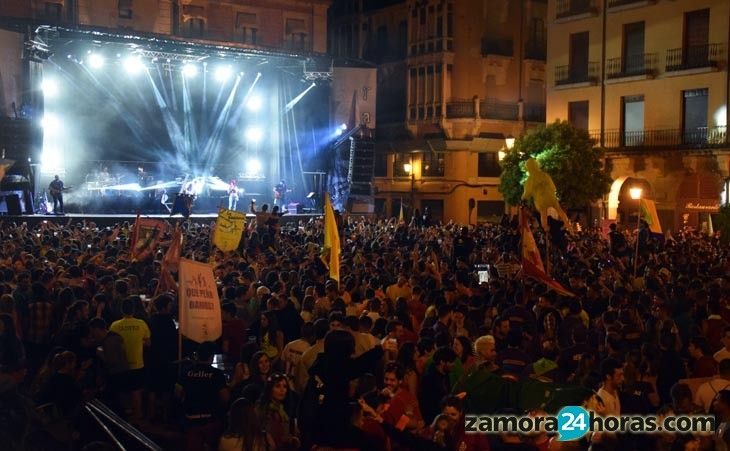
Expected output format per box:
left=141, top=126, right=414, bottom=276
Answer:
left=273, top=180, right=289, bottom=207
left=48, top=175, right=65, bottom=214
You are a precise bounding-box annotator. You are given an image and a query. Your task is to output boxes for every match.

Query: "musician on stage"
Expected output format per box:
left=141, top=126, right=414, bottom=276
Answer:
left=273, top=180, right=288, bottom=206
left=48, top=175, right=65, bottom=214
left=228, top=179, right=239, bottom=211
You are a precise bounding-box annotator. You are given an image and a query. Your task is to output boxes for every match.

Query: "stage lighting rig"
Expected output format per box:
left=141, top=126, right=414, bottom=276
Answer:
left=303, top=59, right=332, bottom=82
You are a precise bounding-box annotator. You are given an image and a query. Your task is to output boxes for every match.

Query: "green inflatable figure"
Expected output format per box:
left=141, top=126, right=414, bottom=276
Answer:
left=522, top=158, right=571, bottom=231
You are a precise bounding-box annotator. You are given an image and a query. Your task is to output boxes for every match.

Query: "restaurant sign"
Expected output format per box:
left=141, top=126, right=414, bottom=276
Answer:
left=684, top=201, right=720, bottom=212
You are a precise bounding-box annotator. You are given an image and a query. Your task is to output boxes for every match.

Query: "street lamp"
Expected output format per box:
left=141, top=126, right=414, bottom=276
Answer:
left=404, top=160, right=415, bottom=219
left=505, top=135, right=516, bottom=150
left=629, top=187, right=643, bottom=277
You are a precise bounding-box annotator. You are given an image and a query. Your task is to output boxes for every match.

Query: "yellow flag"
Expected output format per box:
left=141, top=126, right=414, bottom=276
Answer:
left=323, top=193, right=340, bottom=283
left=212, top=208, right=246, bottom=252
left=708, top=214, right=715, bottom=237
left=399, top=200, right=404, bottom=223
left=639, top=199, right=662, bottom=234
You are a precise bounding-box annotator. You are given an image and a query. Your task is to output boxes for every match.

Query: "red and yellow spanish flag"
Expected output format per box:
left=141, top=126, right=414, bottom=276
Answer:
left=520, top=209, right=574, bottom=297
left=639, top=199, right=662, bottom=235
left=323, top=192, right=341, bottom=283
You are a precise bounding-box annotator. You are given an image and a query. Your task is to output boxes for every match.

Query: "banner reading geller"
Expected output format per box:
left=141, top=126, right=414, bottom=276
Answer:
left=179, top=258, right=222, bottom=343
left=465, top=406, right=715, bottom=441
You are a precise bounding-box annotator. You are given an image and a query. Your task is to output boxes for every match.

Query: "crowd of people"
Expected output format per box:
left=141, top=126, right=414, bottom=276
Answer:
left=0, top=210, right=728, bottom=451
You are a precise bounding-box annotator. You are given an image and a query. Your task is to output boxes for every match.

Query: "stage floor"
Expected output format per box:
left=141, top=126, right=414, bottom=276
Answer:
left=1, top=212, right=321, bottom=227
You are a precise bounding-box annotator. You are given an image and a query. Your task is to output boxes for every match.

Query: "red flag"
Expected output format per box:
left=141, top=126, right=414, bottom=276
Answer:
left=520, top=209, right=574, bottom=297
left=155, top=227, right=183, bottom=296
left=162, top=226, right=183, bottom=271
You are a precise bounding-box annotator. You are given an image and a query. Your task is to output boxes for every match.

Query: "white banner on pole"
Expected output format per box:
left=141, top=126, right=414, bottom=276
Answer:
left=178, top=258, right=222, bottom=343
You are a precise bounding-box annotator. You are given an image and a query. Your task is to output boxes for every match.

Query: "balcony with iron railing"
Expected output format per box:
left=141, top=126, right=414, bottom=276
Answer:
left=445, top=99, right=475, bottom=119
left=665, top=43, right=723, bottom=72
left=556, top=0, right=598, bottom=20
left=444, top=98, right=544, bottom=122
left=555, top=62, right=600, bottom=86
left=589, top=126, right=728, bottom=151
left=481, top=38, right=514, bottom=57
left=606, top=53, right=657, bottom=79
left=480, top=99, right=519, bottom=121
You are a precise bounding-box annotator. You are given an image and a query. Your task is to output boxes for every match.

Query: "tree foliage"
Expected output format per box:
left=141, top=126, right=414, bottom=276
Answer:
left=498, top=120, right=613, bottom=209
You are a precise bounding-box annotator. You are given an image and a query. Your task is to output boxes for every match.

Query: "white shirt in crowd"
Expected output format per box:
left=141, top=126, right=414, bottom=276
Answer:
left=597, top=386, right=621, bottom=417
left=714, top=348, right=730, bottom=363
left=695, top=377, right=730, bottom=413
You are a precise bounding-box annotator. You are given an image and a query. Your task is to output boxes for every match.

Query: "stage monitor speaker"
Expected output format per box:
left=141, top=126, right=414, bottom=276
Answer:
left=287, top=203, right=301, bottom=214
left=5, top=194, right=22, bottom=216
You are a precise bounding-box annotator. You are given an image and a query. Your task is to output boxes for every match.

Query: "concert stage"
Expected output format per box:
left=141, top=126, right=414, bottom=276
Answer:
left=3, top=212, right=322, bottom=228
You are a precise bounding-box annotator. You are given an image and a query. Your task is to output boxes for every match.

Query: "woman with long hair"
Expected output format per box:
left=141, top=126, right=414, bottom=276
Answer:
left=258, top=311, right=284, bottom=364
left=256, top=374, right=299, bottom=450
left=233, top=351, right=271, bottom=403
left=219, top=398, right=273, bottom=451
left=452, top=335, right=476, bottom=374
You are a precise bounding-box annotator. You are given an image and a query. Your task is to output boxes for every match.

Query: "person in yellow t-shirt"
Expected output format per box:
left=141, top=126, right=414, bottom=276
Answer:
left=110, top=297, right=151, bottom=420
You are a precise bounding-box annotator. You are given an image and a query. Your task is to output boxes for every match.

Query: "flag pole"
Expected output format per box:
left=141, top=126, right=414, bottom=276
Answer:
left=177, top=288, right=183, bottom=378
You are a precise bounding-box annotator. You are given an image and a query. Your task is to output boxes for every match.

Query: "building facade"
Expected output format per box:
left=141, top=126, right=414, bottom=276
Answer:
left=0, top=0, right=330, bottom=53
left=330, top=0, right=547, bottom=224
left=546, top=0, right=730, bottom=231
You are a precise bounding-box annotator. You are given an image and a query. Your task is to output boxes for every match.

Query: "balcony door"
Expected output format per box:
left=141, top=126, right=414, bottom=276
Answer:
left=622, top=22, right=645, bottom=75
left=684, top=9, right=709, bottom=68
left=622, top=95, right=644, bottom=146
left=569, top=32, right=589, bottom=82
left=683, top=88, right=708, bottom=144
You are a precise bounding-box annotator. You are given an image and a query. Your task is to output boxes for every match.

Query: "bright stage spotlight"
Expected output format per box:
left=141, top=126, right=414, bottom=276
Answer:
left=41, top=78, right=58, bottom=98
left=340, top=123, right=347, bottom=131
left=41, top=114, right=60, bottom=132
left=124, top=55, right=145, bottom=75
left=214, top=65, right=232, bottom=82
left=182, top=63, right=198, bottom=78
left=245, top=126, right=263, bottom=143
left=335, top=129, right=343, bottom=137
left=88, top=53, right=105, bottom=69
left=246, top=95, right=262, bottom=112
left=246, top=159, right=262, bottom=175
left=40, top=150, right=62, bottom=173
